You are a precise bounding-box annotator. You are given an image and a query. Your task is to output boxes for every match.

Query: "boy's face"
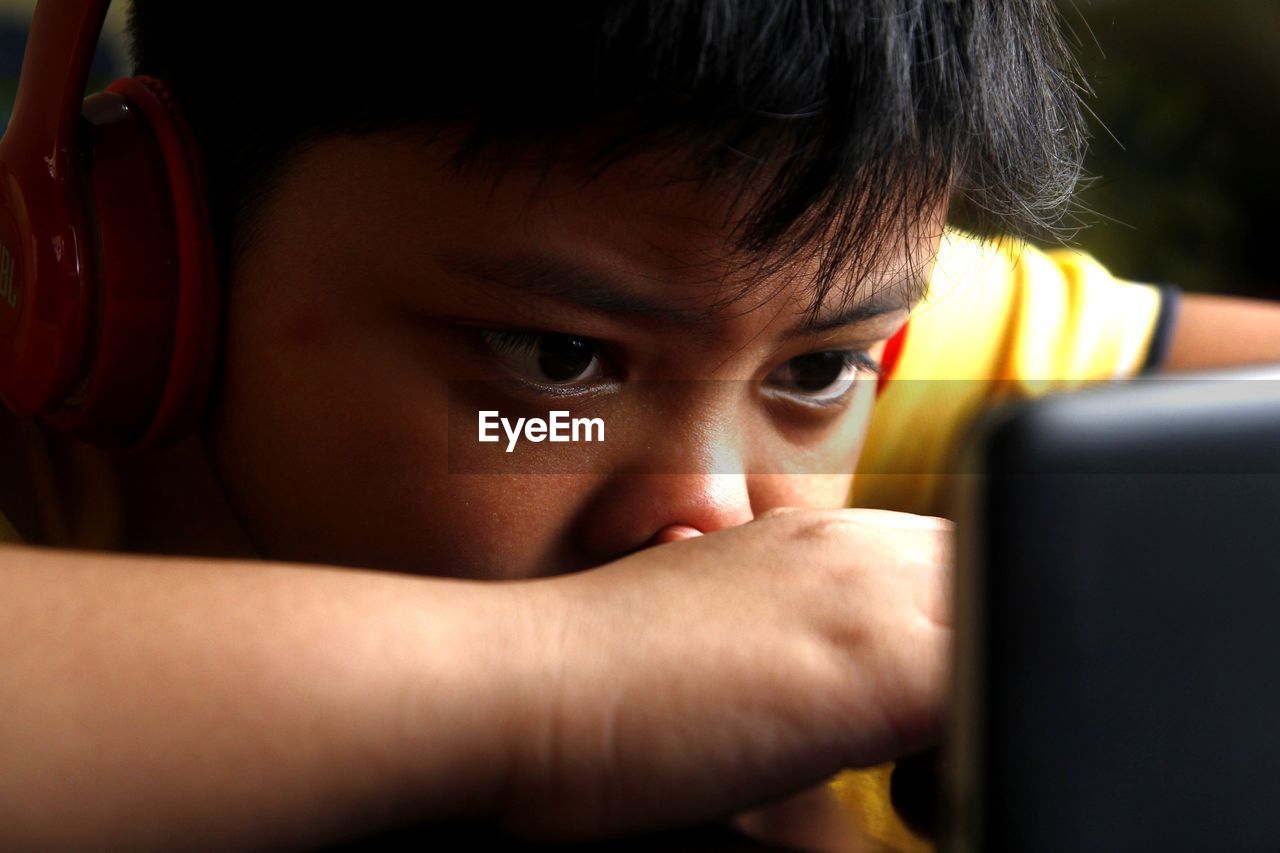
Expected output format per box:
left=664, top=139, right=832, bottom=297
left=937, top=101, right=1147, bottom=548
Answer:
left=207, top=133, right=942, bottom=579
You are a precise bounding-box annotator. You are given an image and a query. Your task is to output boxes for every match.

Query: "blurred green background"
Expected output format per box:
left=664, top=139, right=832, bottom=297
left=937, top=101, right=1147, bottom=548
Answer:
left=0, top=1, right=1275, bottom=299
left=1060, top=0, right=1280, bottom=299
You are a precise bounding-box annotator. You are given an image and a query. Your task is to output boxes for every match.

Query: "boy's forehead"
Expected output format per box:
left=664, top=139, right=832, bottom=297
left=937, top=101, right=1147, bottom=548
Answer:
left=436, top=244, right=925, bottom=334
left=256, top=132, right=940, bottom=320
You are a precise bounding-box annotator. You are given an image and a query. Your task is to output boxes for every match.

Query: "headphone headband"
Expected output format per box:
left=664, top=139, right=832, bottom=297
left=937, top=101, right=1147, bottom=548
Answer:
left=11, top=0, right=110, bottom=162
left=0, top=0, right=109, bottom=416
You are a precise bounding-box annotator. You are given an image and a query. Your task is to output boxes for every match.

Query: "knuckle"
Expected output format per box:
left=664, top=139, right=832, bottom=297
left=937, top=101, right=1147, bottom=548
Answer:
left=755, top=506, right=805, bottom=523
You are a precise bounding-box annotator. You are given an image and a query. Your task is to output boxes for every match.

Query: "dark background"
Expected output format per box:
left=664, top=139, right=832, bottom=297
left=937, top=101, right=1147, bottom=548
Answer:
left=1058, top=0, right=1280, bottom=300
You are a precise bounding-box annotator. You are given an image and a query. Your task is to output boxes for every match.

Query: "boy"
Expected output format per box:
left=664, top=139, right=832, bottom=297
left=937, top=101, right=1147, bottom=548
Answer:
left=2, top=1, right=1279, bottom=849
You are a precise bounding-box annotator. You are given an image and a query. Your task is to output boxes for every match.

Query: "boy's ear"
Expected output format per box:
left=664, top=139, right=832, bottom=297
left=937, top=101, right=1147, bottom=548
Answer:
left=0, top=0, right=220, bottom=451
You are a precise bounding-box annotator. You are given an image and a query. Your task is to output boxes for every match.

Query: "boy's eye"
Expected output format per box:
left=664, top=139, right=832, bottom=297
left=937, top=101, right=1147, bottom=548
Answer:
left=480, top=330, right=605, bottom=385
left=764, top=350, right=879, bottom=405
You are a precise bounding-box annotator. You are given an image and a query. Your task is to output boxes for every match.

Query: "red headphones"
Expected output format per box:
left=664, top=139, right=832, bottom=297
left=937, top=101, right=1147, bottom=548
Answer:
left=0, top=0, right=219, bottom=450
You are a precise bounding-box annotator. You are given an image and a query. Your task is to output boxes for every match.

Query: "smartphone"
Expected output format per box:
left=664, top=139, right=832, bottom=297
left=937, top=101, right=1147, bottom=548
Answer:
left=947, top=366, right=1280, bottom=851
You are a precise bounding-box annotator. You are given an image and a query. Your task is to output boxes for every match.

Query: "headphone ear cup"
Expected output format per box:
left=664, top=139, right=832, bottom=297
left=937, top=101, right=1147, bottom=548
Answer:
left=46, top=75, right=220, bottom=449
left=108, top=75, right=220, bottom=450
left=41, top=89, right=182, bottom=446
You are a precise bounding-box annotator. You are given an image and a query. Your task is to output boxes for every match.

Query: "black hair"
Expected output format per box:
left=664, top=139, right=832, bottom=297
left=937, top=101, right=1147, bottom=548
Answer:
left=127, top=1, right=1088, bottom=309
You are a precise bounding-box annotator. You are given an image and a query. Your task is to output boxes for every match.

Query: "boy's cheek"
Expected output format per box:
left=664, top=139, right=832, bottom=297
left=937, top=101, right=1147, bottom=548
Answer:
left=206, top=358, right=610, bottom=578
left=207, top=384, right=593, bottom=578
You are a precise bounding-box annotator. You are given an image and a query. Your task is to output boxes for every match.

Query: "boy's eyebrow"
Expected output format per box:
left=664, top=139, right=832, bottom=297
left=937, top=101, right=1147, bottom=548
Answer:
left=440, top=250, right=708, bottom=324
left=437, top=249, right=701, bottom=322
left=437, top=249, right=919, bottom=334
left=796, top=292, right=916, bottom=334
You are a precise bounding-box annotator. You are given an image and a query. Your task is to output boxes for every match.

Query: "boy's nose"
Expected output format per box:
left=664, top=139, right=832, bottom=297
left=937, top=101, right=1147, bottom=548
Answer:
left=644, top=524, right=704, bottom=546
left=575, top=468, right=755, bottom=564
left=572, top=395, right=761, bottom=563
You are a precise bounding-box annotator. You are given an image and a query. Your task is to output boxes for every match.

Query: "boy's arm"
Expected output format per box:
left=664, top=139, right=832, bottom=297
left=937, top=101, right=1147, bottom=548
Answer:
left=1164, top=293, right=1280, bottom=371
left=0, top=544, right=543, bottom=848
left=0, top=508, right=951, bottom=848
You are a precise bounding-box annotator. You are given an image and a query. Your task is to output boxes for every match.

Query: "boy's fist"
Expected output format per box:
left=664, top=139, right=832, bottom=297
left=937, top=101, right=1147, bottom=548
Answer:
left=498, top=507, right=952, bottom=840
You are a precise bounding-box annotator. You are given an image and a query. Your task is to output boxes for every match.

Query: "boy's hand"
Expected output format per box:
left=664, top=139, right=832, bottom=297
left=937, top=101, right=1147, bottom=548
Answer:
left=499, top=507, right=952, bottom=840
